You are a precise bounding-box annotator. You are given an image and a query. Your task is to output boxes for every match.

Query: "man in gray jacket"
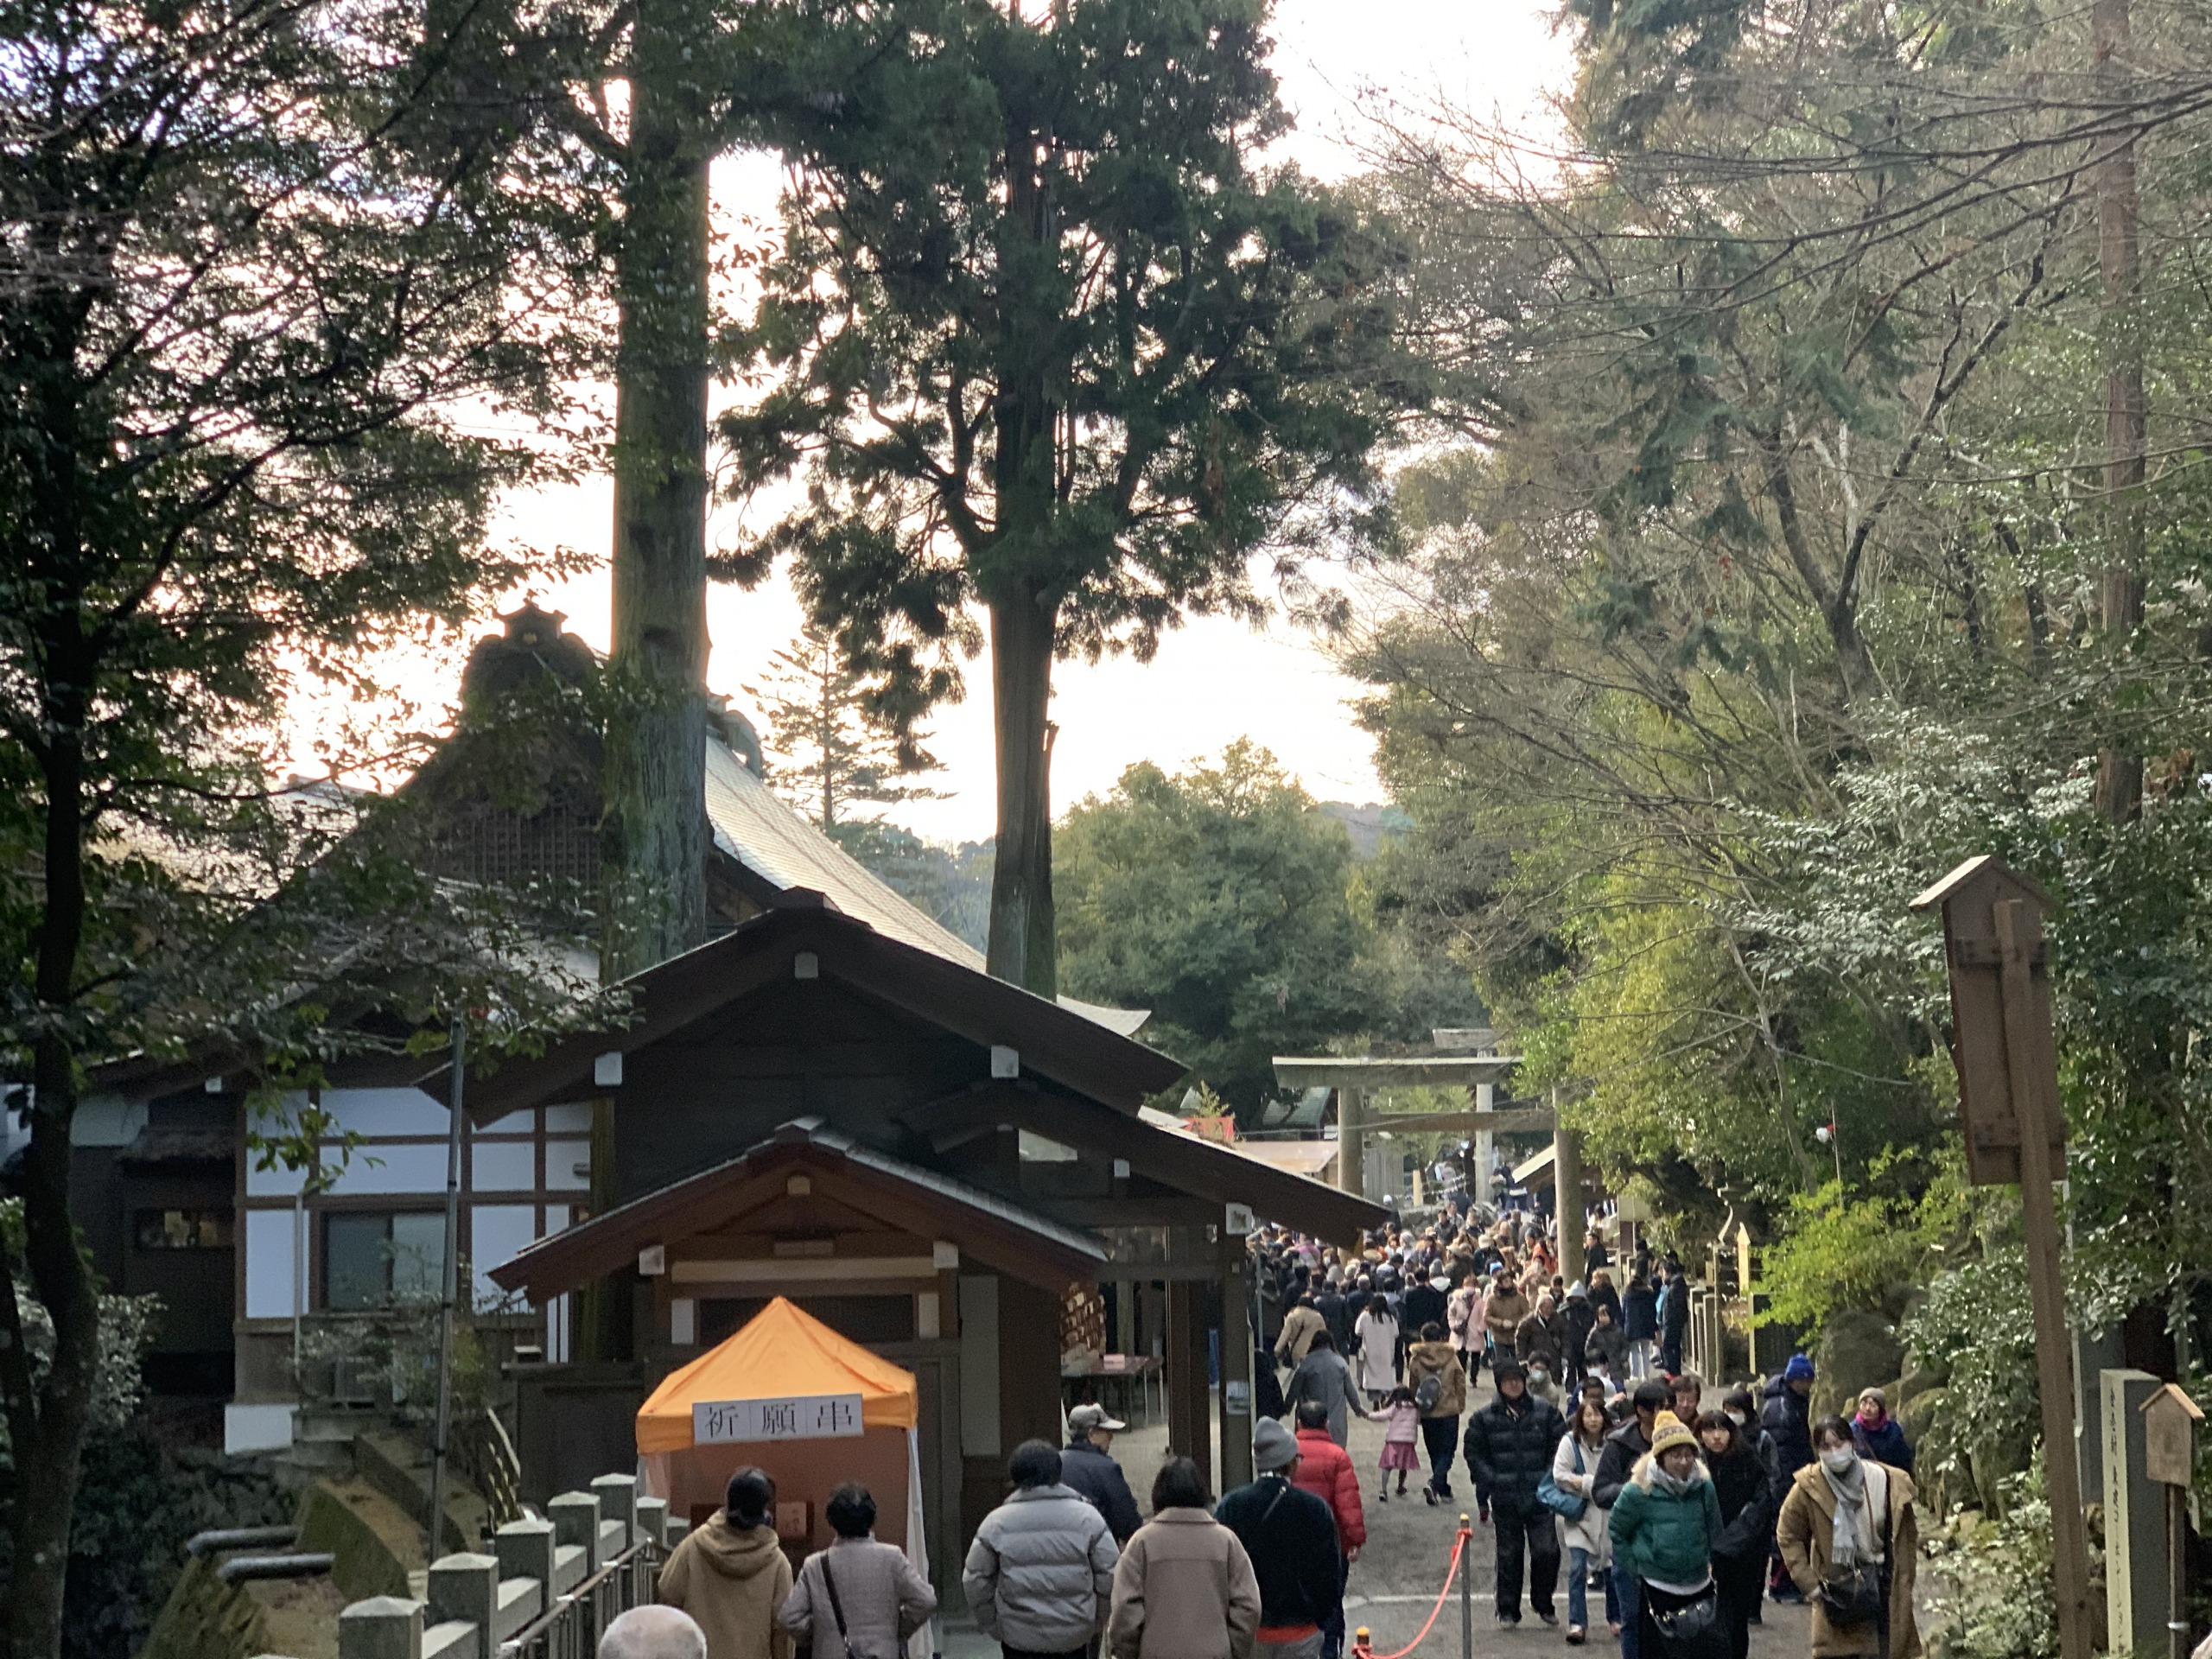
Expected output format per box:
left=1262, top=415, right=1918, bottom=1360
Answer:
left=963, top=1441, right=1120, bottom=1659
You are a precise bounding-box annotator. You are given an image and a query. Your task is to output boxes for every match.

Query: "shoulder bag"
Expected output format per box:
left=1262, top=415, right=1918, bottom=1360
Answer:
left=819, top=1553, right=894, bottom=1659
left=1818, top=1469, right=1891, bottom=1630
left=1537, top=1439, right=1589, bottom=1521
left=1647, top=1589, right=1725, bottom=1659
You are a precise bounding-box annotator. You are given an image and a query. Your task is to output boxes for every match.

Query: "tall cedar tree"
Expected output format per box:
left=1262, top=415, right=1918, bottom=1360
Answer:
left=571, top=0, right=938, bottom=976
left=0, top=0, right=596, bottom=1650
left=747, top=625, right=942, bottom=831
left=720, top=0, right=1410, bottom=995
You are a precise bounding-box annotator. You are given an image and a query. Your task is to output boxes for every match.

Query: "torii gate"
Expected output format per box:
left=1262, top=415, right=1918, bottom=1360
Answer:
left=1270, top=1043, right=1597, bottom=1284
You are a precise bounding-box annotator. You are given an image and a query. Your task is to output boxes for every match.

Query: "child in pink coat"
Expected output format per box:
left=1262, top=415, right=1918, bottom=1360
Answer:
left=1366, top=1385, right=1422, bottom=1501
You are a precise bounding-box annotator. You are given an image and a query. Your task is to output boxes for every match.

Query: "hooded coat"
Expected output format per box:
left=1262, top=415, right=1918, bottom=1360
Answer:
left=1608, top=1456, right=1722, bottom=1587
left=1460, top=1389, right=1567, bottom=1514
left=1516, top=1313, right=1566, bottom=1375
left=1404, top=1340, right=1467, bottom=1419
left=1775, top=1459, right=1922, bottom=1659
left=962, top=1484, right=1120, bottom=1653
left=659, top=1513, right=795, bottom=1659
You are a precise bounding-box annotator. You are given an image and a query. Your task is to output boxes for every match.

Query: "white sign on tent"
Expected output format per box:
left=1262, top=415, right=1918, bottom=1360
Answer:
left=692, top=1392, right=866, bottom=1444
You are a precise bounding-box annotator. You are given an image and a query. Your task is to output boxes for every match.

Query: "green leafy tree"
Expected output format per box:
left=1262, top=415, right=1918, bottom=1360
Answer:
left=0, top=0, right=601, bottom=1648
left=720, top=0, right=1413, bottom=995
left=1054, top=742, right=1376, bottom=1116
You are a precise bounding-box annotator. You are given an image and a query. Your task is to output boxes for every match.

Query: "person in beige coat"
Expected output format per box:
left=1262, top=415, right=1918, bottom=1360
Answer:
left=659, top=1469, right=794, bottom=1659
left=1774, top=1416, right=1921, bottom=1659
left=1275, top=1299, right=1329, bottom=1370
left=1107, top=1459, right=1261, bottom=1659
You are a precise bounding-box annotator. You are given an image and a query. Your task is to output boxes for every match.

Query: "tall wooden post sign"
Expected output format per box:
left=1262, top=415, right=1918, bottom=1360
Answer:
left=2142, top=1385, right=2202, bottom=1659
left=1911, top=856, right=2092, bottom=1659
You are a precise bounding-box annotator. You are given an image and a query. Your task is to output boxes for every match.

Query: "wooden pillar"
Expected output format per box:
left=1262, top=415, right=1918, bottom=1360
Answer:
left=1114, top=1280, right=1135, bottom=1357
left=577, top=1096, right=627, bottom=1362
left=1996, top=899, right=2094, bottom=1659
left=1554, top=1120, right=1585, bottom=1287
left=1336, top=1089, right=1364, bottom=1197
left=1167, top=1280, right=1211, bottom=1495
left=1218, top=1225, right=1254, bottom=1492
left=1473, top=1080, right=1495, bottom=1209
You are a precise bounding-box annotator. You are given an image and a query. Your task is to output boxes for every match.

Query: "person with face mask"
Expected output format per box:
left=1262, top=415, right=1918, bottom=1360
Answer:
left=1524, top=1360, right=1563, bottom=1407
left=1775, top=1418, right=1922, bottom=1659
left=1607, top=1412, right=1722, bottom=1659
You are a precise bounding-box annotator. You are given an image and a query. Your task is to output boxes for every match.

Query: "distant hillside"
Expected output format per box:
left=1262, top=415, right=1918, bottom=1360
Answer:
left=1315, top=801, right=1409, bottom=860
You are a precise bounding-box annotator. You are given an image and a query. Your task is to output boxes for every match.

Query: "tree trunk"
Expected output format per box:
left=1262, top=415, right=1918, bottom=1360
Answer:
left=983, top=40, right=1063, bottom=998
left=2094, top=0, right=2145, bottom=823
left=3, top=704, right=102, bottom=1659
left=986, top=588, right=1058, bottom=997
left=602, top=0, right=712, bottom=980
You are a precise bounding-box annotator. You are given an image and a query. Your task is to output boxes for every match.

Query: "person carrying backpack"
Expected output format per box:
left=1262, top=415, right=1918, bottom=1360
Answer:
left=1403, top=1320, right=1467, bottom=1503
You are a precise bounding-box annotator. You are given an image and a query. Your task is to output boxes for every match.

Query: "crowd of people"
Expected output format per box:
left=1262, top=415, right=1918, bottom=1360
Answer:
left=613, top=1208, right=1921, bottom=1659
left=1242, top=1212, right=1922, bottom=1659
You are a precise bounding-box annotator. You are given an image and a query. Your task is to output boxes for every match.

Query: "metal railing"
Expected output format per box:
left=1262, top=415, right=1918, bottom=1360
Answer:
left=499, top=1514, right=666, bottom=1659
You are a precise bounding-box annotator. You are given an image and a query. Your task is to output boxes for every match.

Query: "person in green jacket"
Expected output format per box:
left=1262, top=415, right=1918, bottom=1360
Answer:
left=1608, top=1412, right=1724, bottom=1659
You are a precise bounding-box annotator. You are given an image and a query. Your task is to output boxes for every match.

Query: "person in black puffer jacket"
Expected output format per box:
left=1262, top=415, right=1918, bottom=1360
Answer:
left=1758, top=1356, right=1815, bottom=1602
left=1695, top=1412, right=1773, bottom=1659
left=1461, top=1361, right=1567, bottom=1628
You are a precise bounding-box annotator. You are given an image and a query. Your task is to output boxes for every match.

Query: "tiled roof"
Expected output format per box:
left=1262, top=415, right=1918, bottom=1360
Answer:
left=702, top=740, right=1148, bottom=1038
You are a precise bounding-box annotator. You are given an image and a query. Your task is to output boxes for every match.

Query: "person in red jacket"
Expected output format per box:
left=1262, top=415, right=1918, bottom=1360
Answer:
left=1291, top=1400, right=1365, bottom=1659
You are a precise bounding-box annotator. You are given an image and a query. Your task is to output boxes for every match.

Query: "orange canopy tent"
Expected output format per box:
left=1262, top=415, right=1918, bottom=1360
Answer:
left=636, top=1298, right=934, bottom=1656
left=637, top=1295, right=918, bottom=1453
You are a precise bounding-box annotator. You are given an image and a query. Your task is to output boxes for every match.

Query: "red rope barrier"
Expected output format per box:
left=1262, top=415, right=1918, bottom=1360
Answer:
left=1350, top=1525, right=1471, bottom=1659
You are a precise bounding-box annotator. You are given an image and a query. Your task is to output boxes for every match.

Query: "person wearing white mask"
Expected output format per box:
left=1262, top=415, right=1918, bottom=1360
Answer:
left=1775, top=1416, right=1921, bottom=1658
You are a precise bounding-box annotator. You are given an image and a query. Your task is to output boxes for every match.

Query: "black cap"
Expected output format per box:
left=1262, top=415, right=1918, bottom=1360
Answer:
left=1493, top=1358, right=1526, bottom=1382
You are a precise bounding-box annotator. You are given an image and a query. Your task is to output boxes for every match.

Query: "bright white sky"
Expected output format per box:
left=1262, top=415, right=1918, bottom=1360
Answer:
left=346, top=2, right=1573, bottom=844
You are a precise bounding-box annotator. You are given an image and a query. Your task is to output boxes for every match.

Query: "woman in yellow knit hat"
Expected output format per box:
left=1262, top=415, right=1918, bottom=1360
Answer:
left=1607, top=1411, right=1724, bottom=1658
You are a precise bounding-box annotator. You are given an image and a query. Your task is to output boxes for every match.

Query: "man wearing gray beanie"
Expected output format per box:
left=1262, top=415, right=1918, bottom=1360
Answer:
left=1215, top=1420, right=1344, bottom=1659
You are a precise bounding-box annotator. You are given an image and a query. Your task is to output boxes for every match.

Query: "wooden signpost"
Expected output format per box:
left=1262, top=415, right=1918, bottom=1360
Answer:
left=1911, top=856, right=2093, bottom=1659
left=2143, top=1384, right=2202, bottom=1659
